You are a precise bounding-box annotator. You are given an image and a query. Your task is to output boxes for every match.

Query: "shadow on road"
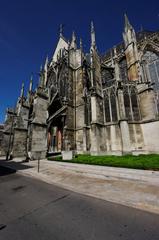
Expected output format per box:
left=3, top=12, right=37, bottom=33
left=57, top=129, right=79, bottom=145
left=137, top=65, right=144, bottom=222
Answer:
left=0, top=165, right=16, bottom=176
left=0, top=159, right=34, bottom=176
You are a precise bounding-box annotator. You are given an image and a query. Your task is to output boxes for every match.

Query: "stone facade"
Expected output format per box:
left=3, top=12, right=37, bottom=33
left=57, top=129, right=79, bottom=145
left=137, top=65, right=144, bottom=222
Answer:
left=0, top=124, right=5, bottom=156
left=1, top=15, right=159, bottom=159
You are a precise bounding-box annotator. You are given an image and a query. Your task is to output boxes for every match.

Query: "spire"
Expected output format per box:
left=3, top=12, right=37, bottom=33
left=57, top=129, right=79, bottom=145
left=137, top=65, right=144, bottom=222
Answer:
left=20, top=82, right=24, bottom=98
left=70, top=31, right=77, bottom=49
left=39, top=64, right=44, bottom=87
left=123, top=14, right=136, bottom=46
left=44, top=55, right=49, bottom=70
left=113, top=46, right=120, bottom=82
left=140, top=24, right=143, bottom=32
left=59, top=24, right=64, bottom=37
left=124, top=13, right=132, bottom=31
left=44, top=55, right=48, bottom=86
left=29, top=76, right=33, bottom=92
left=113, top=46, right=117, bottom=57
left=91, top=21, right=96, bottom=48
left=91, top=21, right=95, bottom=32
left=80, top=38, right=83, bottom=50
left=110, top=49, right=114, bottom=66
left=68, top=40, right=70, bottom=47
left=27, top=76, right=33, bottom=102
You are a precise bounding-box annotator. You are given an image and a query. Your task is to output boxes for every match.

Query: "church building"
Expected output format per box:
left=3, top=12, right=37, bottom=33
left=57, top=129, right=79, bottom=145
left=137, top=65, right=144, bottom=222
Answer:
left=0, top=15, right=159, bottom=159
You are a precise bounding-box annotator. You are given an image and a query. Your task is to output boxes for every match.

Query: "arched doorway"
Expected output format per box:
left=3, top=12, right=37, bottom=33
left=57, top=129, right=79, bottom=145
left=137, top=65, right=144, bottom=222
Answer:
left=47, top=117, right=63, bottom=153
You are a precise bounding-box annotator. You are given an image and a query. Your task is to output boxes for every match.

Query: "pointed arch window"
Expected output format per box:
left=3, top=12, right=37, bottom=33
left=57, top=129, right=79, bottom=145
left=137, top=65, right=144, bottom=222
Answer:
left=119, top=57, right=129, bottom=83
left=110, top=89, right=118, bottom=121
left=141, top=51, right=159, bottom=90
left=58, top=61, right=68, bottom=99
left=101, top=67, right=115, bottom=87
left=103, top=86, right=118, bottom=123
left=123, top=85, right=140, bottom=121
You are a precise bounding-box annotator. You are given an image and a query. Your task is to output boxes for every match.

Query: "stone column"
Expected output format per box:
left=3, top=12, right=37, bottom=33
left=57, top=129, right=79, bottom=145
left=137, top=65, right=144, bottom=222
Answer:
left=30, top=88, right=49, bottom=160
left=138, top=85, right=159, bottom=153
left=12, top=103, right=30, bottom=158
left=89, top=45, right=104, bottom=155
left=118, top=88, right=131, bottom=154
left=12, top=128, right=28, bottom=157
left=91, top=96, right=97, bottom=122
left=120, top=121, right=131, bottom=153
left=82, top=127, right=87, bottom=153
left=90, top=124, right=98, bottom=154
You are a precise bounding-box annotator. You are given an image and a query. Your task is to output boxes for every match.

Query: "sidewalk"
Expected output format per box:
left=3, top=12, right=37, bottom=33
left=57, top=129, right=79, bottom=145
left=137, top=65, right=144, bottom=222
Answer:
left=0, top=157, right=159, bottom=214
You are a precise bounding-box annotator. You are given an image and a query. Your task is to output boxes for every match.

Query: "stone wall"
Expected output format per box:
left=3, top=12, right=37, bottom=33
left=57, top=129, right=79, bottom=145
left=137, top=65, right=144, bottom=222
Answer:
left=2, top=133, right=8, bottom=155
left=90, top=124, right=107, bottom=155
left=106, top=124, right=122, bottom=155
left=76, top=129, right=86, bottom=153
left=141, top=121, right=159, bottom=153
left=30, top=123, right=47, bottom=159
left=139, top=89, right=157, bottom=121
left=29, top=89, right=48, bottom=159
left=128, top=123, right=144, bottom=152
left=12, top=128, right=27, bottom=157
left=63, top=128, right=75, bottom=151
left=32, top=95, right=48, bottom=124
left=120, top=121, right=131, bottom=154
left=0, top=126, right=5, bottom=156
left=16, top=103, right=29, bottom=129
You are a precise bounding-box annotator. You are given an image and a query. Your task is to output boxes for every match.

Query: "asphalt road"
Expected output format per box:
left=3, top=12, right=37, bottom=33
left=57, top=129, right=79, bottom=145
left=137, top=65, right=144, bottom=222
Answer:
left=0, top=166, right=159, bottom=240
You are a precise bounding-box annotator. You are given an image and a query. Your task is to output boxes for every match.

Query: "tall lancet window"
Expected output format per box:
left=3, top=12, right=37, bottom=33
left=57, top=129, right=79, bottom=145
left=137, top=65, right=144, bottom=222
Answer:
left=141, top=51, right=159, bottom=90
left=119, top=57, right=128, bottom=83
left=58, top=61, right=68, bottom=99
left=123, top=84, right=140, bottom=121
left=103, top=86, right=118, bottom=123
left=110, top=88, right=118, bottom=121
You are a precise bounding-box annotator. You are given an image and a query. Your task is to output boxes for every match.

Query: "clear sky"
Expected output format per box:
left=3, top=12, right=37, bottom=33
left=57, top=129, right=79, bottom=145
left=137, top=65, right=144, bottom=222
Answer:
left=0, top=0, right=159, bottom=123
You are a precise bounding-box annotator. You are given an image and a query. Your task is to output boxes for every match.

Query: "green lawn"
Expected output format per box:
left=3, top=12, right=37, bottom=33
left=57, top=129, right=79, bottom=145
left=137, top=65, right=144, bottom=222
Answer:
left=48, top=154, right=159, bottom=171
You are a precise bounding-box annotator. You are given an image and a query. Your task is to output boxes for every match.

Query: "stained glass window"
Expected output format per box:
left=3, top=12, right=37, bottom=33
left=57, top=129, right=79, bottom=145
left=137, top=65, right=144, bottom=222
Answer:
left=119, top=58, right=128, bottom=83
left=142, top=51, right=159, bottom=90
left=123, top=85, right=140, bottom=121
left=103, top=87, right=118, bottom=123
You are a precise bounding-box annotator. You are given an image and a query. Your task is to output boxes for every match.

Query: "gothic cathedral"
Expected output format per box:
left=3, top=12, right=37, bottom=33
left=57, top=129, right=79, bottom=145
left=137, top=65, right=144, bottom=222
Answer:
left=0, top=15, right=159, bottom=159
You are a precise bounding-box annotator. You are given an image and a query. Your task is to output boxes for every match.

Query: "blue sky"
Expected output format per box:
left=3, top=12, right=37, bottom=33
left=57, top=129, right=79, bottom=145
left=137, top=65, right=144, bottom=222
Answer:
left=0, top=0, right=159, bottom=123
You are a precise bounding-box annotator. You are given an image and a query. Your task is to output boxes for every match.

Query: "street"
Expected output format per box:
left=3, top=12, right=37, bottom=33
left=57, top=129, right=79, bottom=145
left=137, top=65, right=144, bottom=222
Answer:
left=0, top=166, right=159, bottom=240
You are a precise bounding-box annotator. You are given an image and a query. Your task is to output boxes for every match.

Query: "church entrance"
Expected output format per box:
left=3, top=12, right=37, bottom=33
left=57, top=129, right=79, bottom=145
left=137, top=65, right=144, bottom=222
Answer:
left=47, top=91, right=67, bottom=154
left=48, top=126, right=62, bottom=153
left=47, top=116, right=64, bottom=154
